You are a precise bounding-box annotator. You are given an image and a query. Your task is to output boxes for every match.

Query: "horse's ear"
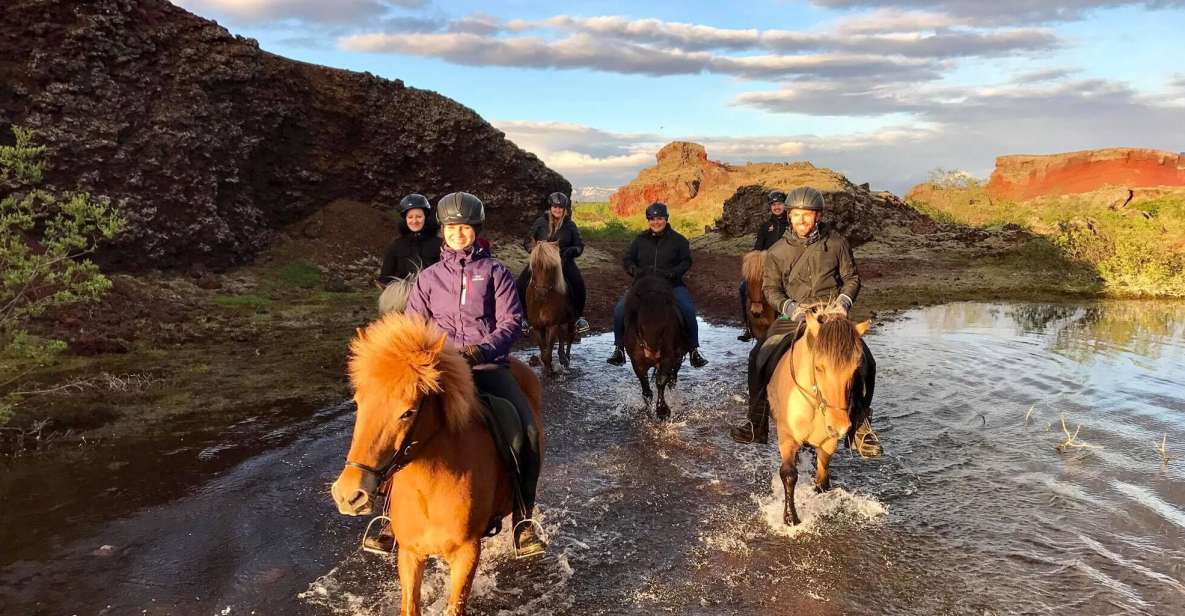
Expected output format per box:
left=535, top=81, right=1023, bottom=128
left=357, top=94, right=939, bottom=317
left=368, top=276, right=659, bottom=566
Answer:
left=805, top=311, right=820, bottom=337
left=854, top=320, right=872, bottom=336
left=355, top=327, right=367, bottom=341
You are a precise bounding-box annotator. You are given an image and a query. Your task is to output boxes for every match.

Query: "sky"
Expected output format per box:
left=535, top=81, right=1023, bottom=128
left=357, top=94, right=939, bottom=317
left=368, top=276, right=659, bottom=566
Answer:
left=172, top=0, right=1185, bottom=193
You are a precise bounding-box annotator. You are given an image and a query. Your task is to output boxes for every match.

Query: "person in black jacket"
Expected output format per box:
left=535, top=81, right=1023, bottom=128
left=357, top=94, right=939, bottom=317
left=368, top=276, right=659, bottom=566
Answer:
left=517, top=192, right=590, bottom=334
left=737, top=190, right=789, bottom=341
left=606, top=202, right=708, bottom=368
left=378, top=193, right=443, bottom=284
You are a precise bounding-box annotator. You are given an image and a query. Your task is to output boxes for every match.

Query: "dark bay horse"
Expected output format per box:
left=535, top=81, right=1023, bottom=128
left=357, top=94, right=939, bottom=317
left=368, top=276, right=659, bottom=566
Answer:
left=523, top=241, right=576, bottom=376
left=741, top=250, right=776, bottom=340
left=766, top=305, right=870, bottom=525
left=332, top=312, right=544, bottom=616
left=623, top=273, right=687, bottom=420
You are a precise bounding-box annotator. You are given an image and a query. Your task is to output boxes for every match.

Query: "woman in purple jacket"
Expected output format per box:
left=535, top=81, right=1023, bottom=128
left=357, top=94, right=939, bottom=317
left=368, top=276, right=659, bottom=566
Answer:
left=405, top=192, right=546, bottom=557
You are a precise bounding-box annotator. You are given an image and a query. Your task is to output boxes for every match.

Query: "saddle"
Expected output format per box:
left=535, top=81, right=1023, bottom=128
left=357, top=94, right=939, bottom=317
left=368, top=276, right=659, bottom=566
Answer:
left=754, top=319, right=805, bottom=387
left=476, top=393, right=529, bottom=535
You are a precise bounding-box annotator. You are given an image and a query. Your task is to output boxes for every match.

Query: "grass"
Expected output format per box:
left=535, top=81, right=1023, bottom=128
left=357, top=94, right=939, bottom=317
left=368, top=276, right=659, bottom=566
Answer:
left=276, top=260, right=322, bottom=289
left=908, top=179, right=1185, bottom=297
left=212, top=293, right=272, bottom=310
left=573, top=202, right=721, bottom=240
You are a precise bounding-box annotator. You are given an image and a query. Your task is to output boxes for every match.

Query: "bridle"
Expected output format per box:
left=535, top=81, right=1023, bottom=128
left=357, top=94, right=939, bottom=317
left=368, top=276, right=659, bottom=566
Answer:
left=787, top=333, right=852, bottom=419
left=344, top=398, right=430, bottom=483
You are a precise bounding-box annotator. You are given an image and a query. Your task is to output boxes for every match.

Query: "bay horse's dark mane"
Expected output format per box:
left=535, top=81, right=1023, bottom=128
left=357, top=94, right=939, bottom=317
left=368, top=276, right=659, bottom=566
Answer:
left=624, top=273, right=687, bottom=353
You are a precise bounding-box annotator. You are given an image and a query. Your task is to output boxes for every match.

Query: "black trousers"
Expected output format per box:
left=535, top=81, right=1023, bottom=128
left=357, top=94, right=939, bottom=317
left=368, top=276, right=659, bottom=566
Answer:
left=472, top=366, right=541, bottom=515
left=738, top=280, right=751, bottom=325
left=745, top=320, right=876, bottom=437
left=517, top=259, right=587, bottom=317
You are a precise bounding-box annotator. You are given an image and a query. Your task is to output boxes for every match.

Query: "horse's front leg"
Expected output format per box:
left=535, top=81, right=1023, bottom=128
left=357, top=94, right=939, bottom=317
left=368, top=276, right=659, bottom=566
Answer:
left=397, top=548, right=427, bottom=616
left=814, top=443, right=835, bottom=493
left=444, top=540, right=481, bottom=616
left=536, top=327, right=555, bottom=376
left=558, top=323, right=572, bottom=369
left=654, top=366, right=672, bottom=420
left=778, top=440, right=802, bottom=526
left=629, top=353, right=653, bottom=407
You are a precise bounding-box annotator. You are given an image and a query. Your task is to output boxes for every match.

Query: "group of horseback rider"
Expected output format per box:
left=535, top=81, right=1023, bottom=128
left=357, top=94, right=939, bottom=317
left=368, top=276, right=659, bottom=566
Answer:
left=370, top=185, right=877, bottom=557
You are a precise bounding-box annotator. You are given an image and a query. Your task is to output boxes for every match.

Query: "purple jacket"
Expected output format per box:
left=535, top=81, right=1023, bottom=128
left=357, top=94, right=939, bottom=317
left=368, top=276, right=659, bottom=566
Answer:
left=406, top=243, right=523, bottom=368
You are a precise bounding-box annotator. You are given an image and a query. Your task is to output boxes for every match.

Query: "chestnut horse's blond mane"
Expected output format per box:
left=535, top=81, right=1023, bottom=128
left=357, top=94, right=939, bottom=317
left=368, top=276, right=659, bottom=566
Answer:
left=530, top=241, right=566, bottom=296
left=742, top=250, right=765, bottom=288
left=349, top=312, right=478, bottom=432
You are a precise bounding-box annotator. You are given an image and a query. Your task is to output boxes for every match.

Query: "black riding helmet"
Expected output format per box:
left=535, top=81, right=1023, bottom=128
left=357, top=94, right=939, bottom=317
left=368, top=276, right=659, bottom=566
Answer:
left=546, top=192, right=571, bottom=210
left=645, top=202, right=669, bottom=219
left=436, top=192, right=485, bottom=226
left=785, top=186, right=825, bottom=211
left=767, top=190, right=787, bottom=205
left=399, top=193, right=431, bottom=216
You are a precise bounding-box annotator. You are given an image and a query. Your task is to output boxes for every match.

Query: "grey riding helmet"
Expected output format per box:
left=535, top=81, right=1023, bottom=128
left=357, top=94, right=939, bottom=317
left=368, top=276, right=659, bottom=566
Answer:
left=398, top=193, right=431, bottom=216
left=785, top=186, right=825, bottom=211
left=645, top=202, right=669, bottom=219
left=546, top=192, right=571, bottom=209
left=436, top=192, right=485, bottom=226
left=767, top=190, right=787, bottom=205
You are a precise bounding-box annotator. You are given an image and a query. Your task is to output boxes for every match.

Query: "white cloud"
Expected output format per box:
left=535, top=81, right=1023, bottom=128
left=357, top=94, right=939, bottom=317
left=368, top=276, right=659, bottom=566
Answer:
left=809, top=0, right=1185, bottom=26
left=173, top=0, right=427, bottom=26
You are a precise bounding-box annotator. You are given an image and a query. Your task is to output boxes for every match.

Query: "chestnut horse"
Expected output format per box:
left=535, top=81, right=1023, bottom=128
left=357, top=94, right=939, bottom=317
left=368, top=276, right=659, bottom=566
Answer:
left=767, top=305, right=870, bottom=525
left=524, top=241, right=576, bottom=376
left=741, top=250, right=776, bottom=340
left=331, top=312, right=544, bottom=616
left=623, top=273, right=687, bottom=420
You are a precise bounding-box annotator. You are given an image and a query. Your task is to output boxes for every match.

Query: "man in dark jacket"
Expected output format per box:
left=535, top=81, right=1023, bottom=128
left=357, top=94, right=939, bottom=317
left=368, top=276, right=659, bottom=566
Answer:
left=378, top=193, right=443, bottom=284
left=729, top=187, right=878, bottom=456
left=517, top=192, right=590, bottom=334
left=606, top=202, right=709, bottom=368
left=737, top=190, right=790, bottom=341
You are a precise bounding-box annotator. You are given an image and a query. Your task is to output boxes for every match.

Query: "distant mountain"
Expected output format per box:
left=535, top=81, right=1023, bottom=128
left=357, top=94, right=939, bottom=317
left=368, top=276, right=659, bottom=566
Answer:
left=572, top=186, right=616, bottom=203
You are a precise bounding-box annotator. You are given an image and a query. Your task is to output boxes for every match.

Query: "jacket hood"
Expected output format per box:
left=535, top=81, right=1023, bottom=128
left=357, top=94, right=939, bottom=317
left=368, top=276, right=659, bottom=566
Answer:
left=399, top=214, right=440, bottom=237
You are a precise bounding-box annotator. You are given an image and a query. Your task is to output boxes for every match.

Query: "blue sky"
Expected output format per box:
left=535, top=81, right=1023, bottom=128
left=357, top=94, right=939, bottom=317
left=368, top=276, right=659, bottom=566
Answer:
left=174, top=1, right=1185, bottom=193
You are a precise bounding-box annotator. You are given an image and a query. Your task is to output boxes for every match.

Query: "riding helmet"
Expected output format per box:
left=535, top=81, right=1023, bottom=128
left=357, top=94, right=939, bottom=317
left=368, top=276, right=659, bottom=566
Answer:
left=546, top=192, right=571, bottom=209
left=785, top=186, right=825, bottom=211
left=766, top=190, right=787, bottom=206
left=436, top=192, right=485, bottom=226
left=644, top=202, right=669, bottom=219
left=398, top=193, right=431, bottom=216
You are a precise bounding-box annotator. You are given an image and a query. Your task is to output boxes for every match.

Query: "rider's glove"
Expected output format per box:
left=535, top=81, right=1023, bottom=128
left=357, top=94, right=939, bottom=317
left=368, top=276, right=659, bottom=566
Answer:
left=461, top=345, right=485, bottom=366
left=837, top=294, right=853, bottom=314
left=561, top=247, right=579, bottom=259
left=779, top=299, right=797, bottom=320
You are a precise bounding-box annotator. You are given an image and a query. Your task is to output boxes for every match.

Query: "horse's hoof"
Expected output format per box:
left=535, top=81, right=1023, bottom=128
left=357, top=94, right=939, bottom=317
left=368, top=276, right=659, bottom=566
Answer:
left=528, top=355, right=542, bottom=367
left=656, top=405, right=671, bottom=421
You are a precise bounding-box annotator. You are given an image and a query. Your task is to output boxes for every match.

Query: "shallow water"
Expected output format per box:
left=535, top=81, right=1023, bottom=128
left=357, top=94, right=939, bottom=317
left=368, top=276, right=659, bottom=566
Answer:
left=1, top=301, right=1183, bottom=615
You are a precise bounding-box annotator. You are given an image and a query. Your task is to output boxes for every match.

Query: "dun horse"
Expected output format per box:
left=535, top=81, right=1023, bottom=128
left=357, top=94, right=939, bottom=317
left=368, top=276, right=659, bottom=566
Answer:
left=331, top=312, right=544, bottom=616
left=767, top=305, right=870, bottom=525
left=523, top=241, right=576, bottom=375
left=623, top=273, right=687, bottom=420
left=741, top=250, right=776, bottom=340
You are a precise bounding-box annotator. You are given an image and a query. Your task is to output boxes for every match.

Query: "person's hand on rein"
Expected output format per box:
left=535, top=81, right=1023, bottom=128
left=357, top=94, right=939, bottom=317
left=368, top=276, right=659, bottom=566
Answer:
left=461, top=345, right=485, bottom=366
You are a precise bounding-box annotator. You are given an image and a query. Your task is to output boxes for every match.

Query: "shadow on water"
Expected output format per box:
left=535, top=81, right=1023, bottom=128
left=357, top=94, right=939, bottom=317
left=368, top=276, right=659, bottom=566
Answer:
left=2, top=301, right=1184, bottom=615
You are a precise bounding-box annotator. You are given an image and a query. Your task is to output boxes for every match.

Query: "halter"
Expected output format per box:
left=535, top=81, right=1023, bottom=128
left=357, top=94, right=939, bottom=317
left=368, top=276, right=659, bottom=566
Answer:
left=786, top=333, right=851, bottom=419
left=344, top=398, right=429, bottom=483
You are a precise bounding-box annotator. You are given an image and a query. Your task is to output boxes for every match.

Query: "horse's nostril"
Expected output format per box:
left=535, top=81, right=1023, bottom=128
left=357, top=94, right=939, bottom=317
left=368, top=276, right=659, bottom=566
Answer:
left=347, top=490, right=369, bottom=509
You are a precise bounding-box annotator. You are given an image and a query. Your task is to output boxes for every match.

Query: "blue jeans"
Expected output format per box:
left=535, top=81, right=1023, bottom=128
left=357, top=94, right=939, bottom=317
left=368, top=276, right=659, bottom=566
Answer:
left=613, top=285, right=699, bottom=348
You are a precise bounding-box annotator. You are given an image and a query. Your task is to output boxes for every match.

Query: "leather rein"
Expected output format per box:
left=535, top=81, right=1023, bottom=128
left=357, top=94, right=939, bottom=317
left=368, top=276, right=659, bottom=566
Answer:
left=786, top=333, right=851, bottom=417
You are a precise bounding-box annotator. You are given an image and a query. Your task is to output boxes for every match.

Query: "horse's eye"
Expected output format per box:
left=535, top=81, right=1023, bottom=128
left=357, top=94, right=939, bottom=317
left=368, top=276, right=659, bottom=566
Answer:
left=815, top=365, right=824, bottom=373
left=399, top=409, right=416, bottom=421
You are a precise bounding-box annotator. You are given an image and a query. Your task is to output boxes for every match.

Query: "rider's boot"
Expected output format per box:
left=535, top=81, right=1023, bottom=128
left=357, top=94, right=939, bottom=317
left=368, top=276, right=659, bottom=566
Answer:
left=606, top=346, right=626, bottom=366
left=729, top=398, right=769, bottom=444
left=575, top=317, right=591, bottom=335
left=851, top=416, right=882, bottom=458
left=688, top=348, right=708, bottom=368
left=737, top=327, right=754, bottom=342
left=513, top=518, right=547, bottom=558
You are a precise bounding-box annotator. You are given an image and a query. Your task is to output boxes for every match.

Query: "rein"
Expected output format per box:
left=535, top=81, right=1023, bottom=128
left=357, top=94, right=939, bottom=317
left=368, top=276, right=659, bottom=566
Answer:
left=787, top=335, right=851, bottom=417
left=344, top=398, right=431, bottom=483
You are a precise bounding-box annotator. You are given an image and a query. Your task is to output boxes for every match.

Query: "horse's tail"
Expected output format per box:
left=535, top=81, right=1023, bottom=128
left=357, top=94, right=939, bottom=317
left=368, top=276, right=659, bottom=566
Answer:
left=529, top=242, right=566, bottom=296
left=378, top=273, right=417, bottom=315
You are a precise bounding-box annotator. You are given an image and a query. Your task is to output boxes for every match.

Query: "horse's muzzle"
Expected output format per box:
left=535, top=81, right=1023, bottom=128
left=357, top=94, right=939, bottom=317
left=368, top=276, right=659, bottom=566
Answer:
left=331, top=480, right=374, bottom=516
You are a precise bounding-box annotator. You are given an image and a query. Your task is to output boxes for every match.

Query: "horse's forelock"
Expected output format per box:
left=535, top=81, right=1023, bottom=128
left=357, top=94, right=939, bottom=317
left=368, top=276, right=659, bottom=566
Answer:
left=378, top=275, right=417, bottom=315
left=530, top=242, right=566, bottom=295
left=349, top=312, right=478, bottom=432
left=813, top=317, right=863, bottom=373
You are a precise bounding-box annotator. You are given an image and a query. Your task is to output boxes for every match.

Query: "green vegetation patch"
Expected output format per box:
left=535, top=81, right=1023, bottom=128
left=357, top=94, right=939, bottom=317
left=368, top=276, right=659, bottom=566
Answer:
left=573, top=202, right=718, bottom=240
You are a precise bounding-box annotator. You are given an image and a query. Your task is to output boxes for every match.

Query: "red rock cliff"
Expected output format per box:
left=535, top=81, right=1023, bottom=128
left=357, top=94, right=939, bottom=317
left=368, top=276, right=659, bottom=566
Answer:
left=609, top=142, right=731, bottom=215
left=986, top=148, right=1185, bottom=201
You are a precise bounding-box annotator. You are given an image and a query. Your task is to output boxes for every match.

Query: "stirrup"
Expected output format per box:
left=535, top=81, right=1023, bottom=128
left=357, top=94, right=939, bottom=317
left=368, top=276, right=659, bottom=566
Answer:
left=360, top=515, right=394, bottom=555
left=852, top=418, right=882, bottom=459
left=512, top=518, right=547, bottom=559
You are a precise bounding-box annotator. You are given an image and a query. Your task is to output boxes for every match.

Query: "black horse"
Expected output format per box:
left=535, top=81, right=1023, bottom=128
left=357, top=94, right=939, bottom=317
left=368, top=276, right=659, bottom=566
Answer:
left=623, top=273, right=688, bottom=420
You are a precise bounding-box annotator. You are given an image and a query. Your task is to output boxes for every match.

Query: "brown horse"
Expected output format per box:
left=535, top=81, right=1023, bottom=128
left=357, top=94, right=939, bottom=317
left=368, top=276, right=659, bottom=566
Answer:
left=524, top=241, right=576, bottom=376
left=741, top=250, right=776, bottom=340
left=330, top=312, right=544, bottom=616
left=767, top=305, right=870, bottom=525
left=623, top=273, right=687, bottom=420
